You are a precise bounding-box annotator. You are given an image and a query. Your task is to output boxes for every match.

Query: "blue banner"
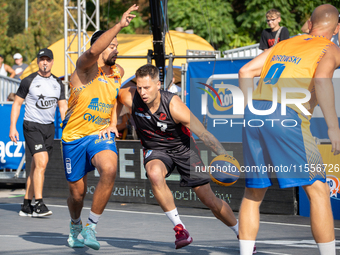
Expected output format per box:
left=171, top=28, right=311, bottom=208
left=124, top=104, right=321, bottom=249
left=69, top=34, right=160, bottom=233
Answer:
left=0, top=104, right=25, bottom=169
left=0, top=104, right=63, bottom=170
left=186, top=59, right=340, bottom=142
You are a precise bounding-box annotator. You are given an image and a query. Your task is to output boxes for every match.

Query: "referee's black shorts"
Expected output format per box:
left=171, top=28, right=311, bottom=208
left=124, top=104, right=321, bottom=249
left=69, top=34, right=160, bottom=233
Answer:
left=23, top=120, right=55, bottom=157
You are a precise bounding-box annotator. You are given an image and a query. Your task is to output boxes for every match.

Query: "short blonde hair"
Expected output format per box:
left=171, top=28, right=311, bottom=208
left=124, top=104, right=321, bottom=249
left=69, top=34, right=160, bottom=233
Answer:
left=266, top=9, right=281, bottom=19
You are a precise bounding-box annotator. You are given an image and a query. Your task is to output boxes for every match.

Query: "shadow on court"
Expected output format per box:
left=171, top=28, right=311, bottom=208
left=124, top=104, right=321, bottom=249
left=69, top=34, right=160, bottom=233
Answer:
left=0, top=193, right=339, bottom=255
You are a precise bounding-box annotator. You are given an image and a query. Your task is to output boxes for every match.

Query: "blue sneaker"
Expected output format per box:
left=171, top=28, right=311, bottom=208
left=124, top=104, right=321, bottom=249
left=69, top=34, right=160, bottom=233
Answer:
left=81, top=224, right=100, bottom=250
left=68, top=221, right=84, bottom=248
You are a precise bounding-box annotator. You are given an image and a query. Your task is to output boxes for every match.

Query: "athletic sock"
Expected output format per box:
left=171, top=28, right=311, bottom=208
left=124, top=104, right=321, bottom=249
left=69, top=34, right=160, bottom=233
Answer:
left=23, top=199, right=32, bottom=206
left=71, top=217, right=82, bottom=225
left=239, top=240, right=256, bottom=255
left=317, top=240, right=335, bottom=255
left=229, top=220, right=239, bottom=236
left=165, top=208, right=185, bottom=229
left=86, top=211, right=101, bottom=226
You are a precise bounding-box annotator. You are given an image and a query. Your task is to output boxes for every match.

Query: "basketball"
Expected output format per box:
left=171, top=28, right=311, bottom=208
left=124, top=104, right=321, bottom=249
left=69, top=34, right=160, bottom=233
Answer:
left=209, top=154, right=241, bottom=186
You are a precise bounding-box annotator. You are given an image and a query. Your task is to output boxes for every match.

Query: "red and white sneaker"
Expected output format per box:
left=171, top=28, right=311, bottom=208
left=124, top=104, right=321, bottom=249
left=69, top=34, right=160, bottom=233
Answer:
left=173, top=224, right=193, bottom=249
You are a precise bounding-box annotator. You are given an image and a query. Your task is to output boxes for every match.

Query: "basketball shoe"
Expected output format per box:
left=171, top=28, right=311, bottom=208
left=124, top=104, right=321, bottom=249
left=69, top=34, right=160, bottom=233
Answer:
left=174, top=224, right=193, bottom=249
left=81, top=224, right=100, bottom=250
left=68, top=221, right=85, bottom=248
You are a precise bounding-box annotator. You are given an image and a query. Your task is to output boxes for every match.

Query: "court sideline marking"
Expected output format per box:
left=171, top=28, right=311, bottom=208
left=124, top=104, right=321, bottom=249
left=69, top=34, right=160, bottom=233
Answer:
left=1, top=202, right=340, bottom=231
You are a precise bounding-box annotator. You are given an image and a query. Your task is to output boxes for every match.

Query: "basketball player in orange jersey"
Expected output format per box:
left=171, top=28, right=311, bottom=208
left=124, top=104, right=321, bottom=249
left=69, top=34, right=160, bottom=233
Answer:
left=99, top=64, right=252, bottom=251
left=238, top=4, right=340, bottom=255
left=61, top=5, right=138, bottom=250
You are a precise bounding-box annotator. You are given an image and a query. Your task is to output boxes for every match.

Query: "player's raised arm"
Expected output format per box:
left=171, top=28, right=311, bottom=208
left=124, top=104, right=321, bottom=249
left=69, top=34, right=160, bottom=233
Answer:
left=75, top=5, right=138, bottom=78
left=314, top=45, right=340, bottom=155
left=170, top=95, right=227, bottom=155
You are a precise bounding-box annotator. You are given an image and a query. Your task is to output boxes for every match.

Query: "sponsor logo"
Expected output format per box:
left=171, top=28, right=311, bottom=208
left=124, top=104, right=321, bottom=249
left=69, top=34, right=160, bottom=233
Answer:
left=35, top=144, right=43, bottom=150
left=159, top=113, right=167, bottom=121
left=88, top=98, right=114, bottom=114
left=327, top=175, right=340, bottom=198
left=83, top=113, right=110, bottom=125
left=35, top=94, right=58, bottom=110
left=106, top=140, right=114, bottom=144
left=66, top=158, right=72, bottom=174
left=98, top=78, right=108, bottom=84
left=35, top=85, right=41, bottom=88
left=135, top=112, right=151, bottom=119
left=145, top=150, right=152, bottom=159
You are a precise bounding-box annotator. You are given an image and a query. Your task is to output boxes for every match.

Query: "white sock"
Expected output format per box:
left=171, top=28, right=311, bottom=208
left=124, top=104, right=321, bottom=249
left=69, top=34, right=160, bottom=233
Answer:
left=165, top=208, right=185, bottom=228
left=239, top=240, right=256, bottom=255
left=87, top=210, right=101, bottom=225
left=317, top=240, right=335, bottom=255
left=71, top=217, right=82, bottom=225
left=229, top=220, right=239, bottom=236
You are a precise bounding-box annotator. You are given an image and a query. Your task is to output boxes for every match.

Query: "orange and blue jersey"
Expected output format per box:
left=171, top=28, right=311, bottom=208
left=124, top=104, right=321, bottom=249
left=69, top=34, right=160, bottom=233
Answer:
left=62, top=65, right=121, bottom=142
left=243, top=35, right=333, bottom=189
left=253, top=34, right=335, bottom=116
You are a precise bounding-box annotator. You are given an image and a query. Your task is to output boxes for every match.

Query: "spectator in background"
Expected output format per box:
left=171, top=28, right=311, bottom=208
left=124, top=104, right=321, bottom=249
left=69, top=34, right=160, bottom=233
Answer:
left=7, top=92, right=15, bottom=101
left=301, top=15, right=340, bottom=46
left=0, top=54, right=15, bottom=78
left=259, top=9, right=290, bottom=51
left=12, top=53, right=28, bottom=80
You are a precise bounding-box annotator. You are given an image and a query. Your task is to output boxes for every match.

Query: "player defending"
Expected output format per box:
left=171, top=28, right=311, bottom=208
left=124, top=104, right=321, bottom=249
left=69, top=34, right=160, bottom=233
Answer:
left=100, top=64, right=240, bottom=250
left=61, top=5, right=138, bottom=250
left=238, top=4, right=340, bottom=255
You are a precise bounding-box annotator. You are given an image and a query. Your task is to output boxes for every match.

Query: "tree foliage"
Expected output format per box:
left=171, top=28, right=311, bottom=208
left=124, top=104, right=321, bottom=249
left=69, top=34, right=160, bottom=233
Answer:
left=99, top=0, right=148, bottom=34
left=168, top=0, right=236, bottom=51
left=0, top=0, right=64, bottom=66
left=1, top=0, right=340, bottom=67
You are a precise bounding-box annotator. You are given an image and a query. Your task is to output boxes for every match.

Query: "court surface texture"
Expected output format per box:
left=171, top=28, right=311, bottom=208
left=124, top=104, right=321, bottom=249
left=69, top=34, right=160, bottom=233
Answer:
left=0, top=186, right=339, bottom=255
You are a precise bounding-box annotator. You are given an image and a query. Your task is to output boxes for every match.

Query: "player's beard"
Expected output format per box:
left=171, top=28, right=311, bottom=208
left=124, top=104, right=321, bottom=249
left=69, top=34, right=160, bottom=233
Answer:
left=103, top=55, right=116, bottom=66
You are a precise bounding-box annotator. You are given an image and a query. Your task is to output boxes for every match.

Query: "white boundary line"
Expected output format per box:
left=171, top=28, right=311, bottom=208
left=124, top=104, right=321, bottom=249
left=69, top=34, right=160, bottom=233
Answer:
left=1, top=202, right=340, bottom=231
left=0, top=234, right=293, bottom=255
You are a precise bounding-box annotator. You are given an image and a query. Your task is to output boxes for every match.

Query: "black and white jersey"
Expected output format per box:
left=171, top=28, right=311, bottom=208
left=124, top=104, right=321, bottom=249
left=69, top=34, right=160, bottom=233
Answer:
left=16, top=72, right=65, bottom=124
left=132, top=90, right=192, bottom=151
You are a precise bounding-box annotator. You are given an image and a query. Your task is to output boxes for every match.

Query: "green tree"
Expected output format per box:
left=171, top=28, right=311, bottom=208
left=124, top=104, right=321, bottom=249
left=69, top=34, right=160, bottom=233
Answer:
left=0, top=0, right=64, bottom=66
left=98, top=0, right=147, bottom=34
left=235, top=0, right=339, bottom=46
left=168, top=0, right=236, bottom=51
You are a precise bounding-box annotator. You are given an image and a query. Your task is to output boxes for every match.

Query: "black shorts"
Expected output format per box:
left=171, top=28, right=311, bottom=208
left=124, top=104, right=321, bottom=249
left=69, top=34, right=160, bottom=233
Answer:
left=23, top=120, right=55, bottom=157
left=143, top=145, right=210, bottom=188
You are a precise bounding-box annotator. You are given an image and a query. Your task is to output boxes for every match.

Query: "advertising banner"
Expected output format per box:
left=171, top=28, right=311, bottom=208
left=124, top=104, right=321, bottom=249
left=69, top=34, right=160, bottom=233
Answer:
left=0, top=104, right=25, bottom=170
left=187, top=60, right=340, bottom=142
left=299, top=145, right=340, bottom=220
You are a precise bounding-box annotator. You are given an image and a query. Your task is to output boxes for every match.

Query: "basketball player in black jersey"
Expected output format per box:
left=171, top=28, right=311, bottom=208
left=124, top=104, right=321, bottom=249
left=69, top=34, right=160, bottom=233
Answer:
left=99, top=64, right=241, bottom=250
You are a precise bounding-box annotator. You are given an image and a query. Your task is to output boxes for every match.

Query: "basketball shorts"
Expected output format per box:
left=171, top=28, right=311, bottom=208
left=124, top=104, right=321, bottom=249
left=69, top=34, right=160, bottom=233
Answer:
left=61, top=133, right=117, bottom=182
left=242, top=100, right=326, bottom=189
left=143, top=145, right=210, bottom=188
left=23, top=120, right=55, bottom=157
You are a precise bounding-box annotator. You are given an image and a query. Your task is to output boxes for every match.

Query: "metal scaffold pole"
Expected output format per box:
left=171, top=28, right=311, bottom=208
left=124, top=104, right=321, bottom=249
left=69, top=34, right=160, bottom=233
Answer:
left=63, top=0, right=100, bottom=98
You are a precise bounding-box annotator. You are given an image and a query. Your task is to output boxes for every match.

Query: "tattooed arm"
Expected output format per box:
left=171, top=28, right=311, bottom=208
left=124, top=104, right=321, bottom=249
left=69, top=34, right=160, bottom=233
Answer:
left=170, top=95, right=227, bottom=155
